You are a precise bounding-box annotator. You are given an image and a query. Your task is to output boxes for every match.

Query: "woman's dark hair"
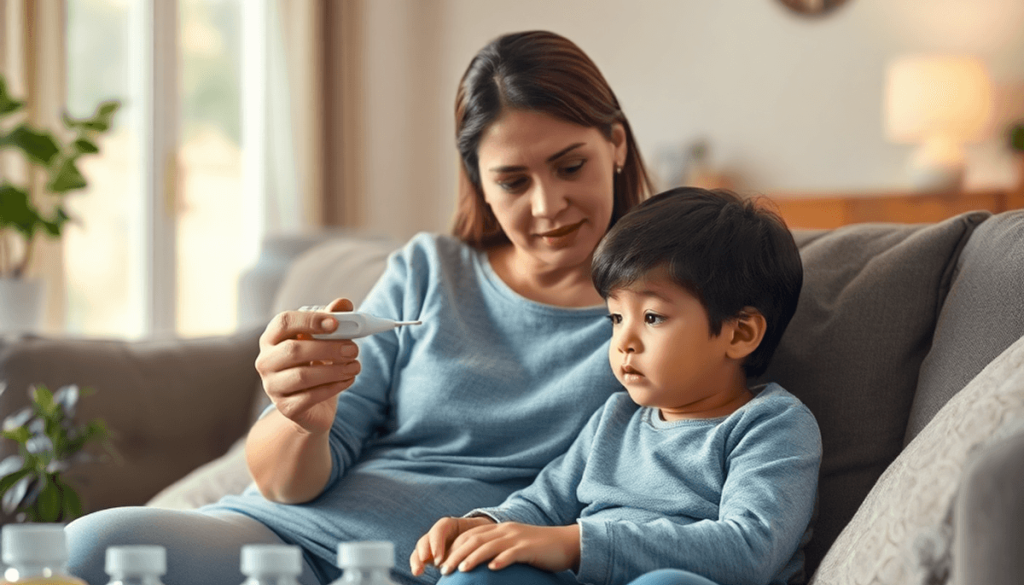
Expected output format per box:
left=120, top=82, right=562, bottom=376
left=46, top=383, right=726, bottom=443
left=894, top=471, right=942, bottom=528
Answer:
left=592, top=187, right=803, bottom=378
left=451, top=30, right=653, bottom=248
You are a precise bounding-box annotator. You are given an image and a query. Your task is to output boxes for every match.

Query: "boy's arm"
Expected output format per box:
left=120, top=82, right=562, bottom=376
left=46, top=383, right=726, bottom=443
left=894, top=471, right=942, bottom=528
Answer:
left=469, top=399, right=608, bottom=526
left=577, top=404, right=822, bottom=585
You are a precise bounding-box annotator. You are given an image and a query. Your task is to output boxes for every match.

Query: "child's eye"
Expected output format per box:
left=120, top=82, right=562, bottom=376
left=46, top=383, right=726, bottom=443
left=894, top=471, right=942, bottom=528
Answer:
left=644, top=312, right=665, bottom=325
left=606, top=313, right=622, bottom=325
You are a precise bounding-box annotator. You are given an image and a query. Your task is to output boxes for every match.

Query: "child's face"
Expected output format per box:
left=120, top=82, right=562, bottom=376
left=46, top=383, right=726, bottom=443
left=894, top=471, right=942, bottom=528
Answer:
left=605, top=269, right=750, bottom=420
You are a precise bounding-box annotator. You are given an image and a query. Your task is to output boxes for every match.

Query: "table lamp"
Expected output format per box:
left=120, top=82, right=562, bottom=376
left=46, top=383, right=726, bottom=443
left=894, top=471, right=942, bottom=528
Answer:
left=884, top=55, right=993, bottom=192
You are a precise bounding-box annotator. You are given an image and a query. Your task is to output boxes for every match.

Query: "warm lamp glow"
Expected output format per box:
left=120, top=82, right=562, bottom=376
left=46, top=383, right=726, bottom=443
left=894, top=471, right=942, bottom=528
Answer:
left=884, top=55, right=993, bottom=191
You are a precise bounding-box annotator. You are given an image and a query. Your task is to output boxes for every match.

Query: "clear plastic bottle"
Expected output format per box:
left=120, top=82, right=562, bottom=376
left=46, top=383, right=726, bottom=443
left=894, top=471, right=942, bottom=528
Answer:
left=240, top=545, right=303, bottom=585
left=104, top=546, right=166, bottom=585
left=0, top=524, right=88, bottom=585
left=331, top=542, right=397, bottom=585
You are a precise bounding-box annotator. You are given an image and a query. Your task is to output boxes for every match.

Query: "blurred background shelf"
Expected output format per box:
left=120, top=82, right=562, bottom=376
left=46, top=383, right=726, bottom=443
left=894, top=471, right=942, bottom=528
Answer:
left=766, top=187, right=1024, bottom=229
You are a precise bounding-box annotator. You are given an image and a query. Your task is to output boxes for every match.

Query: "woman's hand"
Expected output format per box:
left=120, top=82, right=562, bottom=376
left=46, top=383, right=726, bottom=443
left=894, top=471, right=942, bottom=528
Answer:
left=254, top=297, right=362, bottom=436
left=417, top=520, right=581, bottom=576
left=409, top=516, right=495, bottom=577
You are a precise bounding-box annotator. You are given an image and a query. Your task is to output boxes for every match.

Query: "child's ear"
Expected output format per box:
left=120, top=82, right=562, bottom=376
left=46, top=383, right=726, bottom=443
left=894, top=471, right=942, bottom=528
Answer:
left=725, top=307, right=766, bottom=361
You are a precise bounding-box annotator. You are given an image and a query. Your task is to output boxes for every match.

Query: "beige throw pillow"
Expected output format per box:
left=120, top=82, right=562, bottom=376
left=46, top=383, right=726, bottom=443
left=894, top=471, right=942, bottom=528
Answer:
left=810, top=334, right=1024, bottom=585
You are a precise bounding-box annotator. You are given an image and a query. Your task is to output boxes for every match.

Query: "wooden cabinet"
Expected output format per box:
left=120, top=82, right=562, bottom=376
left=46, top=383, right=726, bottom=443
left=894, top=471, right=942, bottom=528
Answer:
left=764, top=188, right=1024, bottom=229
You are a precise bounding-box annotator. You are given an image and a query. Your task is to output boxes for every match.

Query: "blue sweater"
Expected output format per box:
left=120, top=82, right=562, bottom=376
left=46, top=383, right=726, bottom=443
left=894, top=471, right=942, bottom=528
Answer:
left=206, top=233, right=621, bottom=584
left=472, top=386, right=822, bottom=585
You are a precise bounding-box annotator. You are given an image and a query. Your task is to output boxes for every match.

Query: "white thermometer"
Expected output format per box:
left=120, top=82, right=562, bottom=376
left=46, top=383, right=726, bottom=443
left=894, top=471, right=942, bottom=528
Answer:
left=299, top=306, right=422, bottom=340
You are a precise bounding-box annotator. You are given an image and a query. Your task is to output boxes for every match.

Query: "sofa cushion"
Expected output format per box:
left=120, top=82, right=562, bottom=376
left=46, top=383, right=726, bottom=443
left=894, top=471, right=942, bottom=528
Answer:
left=271, top=234, right=400, bottom=315
left=809, top=334, right=1024, bottom=584
left=905, top=210, right=1024, bottom=444
left=765, top=211, right=988, bottom=575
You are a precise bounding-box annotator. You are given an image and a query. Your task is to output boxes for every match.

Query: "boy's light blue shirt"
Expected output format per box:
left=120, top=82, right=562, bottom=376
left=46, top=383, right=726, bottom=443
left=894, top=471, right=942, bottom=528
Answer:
left=472, top=385, right=823, bottom=585
left=206, top=233, right=621, bottom=584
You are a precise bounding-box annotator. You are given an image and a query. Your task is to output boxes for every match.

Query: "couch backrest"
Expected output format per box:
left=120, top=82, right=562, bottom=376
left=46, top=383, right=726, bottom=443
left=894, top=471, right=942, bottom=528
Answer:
left=763, top=211, right=989, bottom=576
left=906, top=209, right=1024, bottom=444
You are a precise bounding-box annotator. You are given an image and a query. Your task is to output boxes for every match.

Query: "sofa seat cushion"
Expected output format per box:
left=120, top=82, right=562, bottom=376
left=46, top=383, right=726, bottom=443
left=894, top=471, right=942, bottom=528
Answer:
left=766, top=211, right=988, bottom=575
left=809, top=333, right=1024, bottom=584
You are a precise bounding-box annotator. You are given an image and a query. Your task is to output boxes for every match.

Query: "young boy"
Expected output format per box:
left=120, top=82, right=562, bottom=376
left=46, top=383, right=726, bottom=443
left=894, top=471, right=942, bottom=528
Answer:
left=409, top=188, right=822, bottom=585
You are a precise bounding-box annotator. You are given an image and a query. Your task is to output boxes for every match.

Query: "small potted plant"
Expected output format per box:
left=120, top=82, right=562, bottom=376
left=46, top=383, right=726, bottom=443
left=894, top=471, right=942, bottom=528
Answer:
left=0, top=73, right=120, bottom=331
left=0, top=383, right=114, bottom=522
left=1009, top=121, right=1024, bottom=191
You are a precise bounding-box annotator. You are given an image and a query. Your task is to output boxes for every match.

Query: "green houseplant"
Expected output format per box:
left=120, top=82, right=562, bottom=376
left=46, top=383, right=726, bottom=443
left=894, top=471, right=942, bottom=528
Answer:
left=0, top=383, right=113, bottom=522
left=0, top=73, right=119, bottom=330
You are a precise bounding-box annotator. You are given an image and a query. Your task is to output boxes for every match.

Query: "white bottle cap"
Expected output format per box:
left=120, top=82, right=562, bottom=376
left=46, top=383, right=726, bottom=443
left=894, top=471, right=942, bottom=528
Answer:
left=105, top=546, right=167, bottom=576
left=1, top=524, right=67, bottom=565
left=336, top=541, right=394, bottom=569
left=241, top=545, right=303, bottom=576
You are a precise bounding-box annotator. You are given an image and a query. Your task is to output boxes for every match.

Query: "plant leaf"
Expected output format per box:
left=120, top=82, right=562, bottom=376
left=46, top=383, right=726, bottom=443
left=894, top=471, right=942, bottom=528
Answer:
left=0, top=183, right=44, bottom=237
left=0, top=76, right=24, bottom=116
left=57, top=477, right=82, bottom=520
left=2, top=474, right=32, bottom=514
left=3, top=124, right=60, bottom=165
left=73, top=138, right=99, bottom=154
left=54, top=385, right=81, bottom=417
left=2, top=406, right=34, bottom=432
left=31, top=385, right=56, bottom=416
left=1, top=427, right=31, bottom=444
left=46, top=158, right=88, bottom=193
left=36, top=478, right=61, bottom=522
left=0, top=468, right=31, bottom=496
left=0, top=455, right=25, bottom=478
left=25, top=435, right=54, bottom=456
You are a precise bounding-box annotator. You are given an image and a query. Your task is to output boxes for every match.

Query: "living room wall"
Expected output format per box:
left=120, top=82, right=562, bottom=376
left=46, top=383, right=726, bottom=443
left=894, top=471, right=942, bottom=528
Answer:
left=352, top=0, right=1024, bottom=241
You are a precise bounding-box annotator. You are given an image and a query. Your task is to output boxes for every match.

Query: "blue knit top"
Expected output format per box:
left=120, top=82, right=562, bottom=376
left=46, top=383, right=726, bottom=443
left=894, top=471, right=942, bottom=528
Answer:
left=473, top=386, right=822, bottom=585
left=206, top=233, right=621, bottom=584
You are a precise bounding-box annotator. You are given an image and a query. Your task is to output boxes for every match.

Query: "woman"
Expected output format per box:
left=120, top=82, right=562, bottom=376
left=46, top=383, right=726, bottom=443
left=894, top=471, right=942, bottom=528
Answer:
left=67, top=30, right=653, bottom=585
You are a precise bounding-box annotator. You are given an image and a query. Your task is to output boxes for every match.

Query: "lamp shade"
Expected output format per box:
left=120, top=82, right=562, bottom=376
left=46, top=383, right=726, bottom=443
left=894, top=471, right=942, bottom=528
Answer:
left=885, top=55, right=993, bottom=145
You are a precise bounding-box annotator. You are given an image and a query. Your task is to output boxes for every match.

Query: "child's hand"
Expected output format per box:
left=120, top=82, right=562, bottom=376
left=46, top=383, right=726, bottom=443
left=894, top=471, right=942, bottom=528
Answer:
left=409, top=516, right=495, bottom=576
left=437, top=522, right=581, bottom=575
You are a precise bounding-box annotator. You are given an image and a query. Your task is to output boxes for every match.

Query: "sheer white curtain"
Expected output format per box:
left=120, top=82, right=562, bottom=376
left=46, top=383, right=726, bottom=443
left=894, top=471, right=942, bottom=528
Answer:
left=249, top=0, right=335, bottom=237
left=0, top=0, right=66, bottom=332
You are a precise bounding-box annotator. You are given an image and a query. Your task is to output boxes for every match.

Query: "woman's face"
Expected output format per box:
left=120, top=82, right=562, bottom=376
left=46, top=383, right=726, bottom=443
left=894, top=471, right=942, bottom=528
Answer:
left=476, top=109, right=627, bottom=276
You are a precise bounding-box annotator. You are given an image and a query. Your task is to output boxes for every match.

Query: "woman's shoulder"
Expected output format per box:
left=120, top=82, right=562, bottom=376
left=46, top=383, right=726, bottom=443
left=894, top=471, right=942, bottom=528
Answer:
left=397, top=232, right=476, bottom=264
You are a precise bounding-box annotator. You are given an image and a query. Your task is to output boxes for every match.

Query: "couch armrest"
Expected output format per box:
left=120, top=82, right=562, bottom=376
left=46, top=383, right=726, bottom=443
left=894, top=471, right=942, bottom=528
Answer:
left=0, top=328, right=263, bottom=517
left=954, top=424, right=1024, bottom=584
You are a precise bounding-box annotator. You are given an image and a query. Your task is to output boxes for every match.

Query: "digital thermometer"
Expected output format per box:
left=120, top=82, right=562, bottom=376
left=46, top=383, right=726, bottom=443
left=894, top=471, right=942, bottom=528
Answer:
left=299, top=306, right=422, bottom=340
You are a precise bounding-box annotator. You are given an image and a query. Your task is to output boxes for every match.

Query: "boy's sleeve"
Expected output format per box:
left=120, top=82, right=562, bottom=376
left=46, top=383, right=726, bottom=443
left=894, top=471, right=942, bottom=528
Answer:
left=468, top=400, right=608, bottom=527
left=576, top=403, right=822, bottom=585
left=320, top=239, right=423, bottom=488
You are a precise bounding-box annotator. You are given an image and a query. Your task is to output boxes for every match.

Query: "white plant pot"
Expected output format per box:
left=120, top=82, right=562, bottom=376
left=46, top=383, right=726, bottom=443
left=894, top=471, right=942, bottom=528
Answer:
left=0, top=278, right=45, bottom=334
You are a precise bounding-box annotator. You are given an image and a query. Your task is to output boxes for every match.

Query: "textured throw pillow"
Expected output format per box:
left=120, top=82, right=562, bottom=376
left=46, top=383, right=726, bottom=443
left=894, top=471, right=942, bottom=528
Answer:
left=809, top=334, right=1024, bottom=585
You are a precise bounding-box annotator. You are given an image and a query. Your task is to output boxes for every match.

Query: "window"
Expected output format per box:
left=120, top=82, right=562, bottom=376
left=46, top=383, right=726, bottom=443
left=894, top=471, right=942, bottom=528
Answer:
left=65, top=0, right=258, bottom=339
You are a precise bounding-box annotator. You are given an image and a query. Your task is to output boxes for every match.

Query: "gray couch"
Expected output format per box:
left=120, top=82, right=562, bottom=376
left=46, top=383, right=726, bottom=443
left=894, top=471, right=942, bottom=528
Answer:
left=1, top=210, right=1022, bottom=584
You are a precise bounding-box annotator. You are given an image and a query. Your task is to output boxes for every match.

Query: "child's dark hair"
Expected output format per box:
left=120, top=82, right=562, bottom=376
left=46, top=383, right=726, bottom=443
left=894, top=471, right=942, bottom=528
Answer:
left=592, top=187, right=803, bottom=378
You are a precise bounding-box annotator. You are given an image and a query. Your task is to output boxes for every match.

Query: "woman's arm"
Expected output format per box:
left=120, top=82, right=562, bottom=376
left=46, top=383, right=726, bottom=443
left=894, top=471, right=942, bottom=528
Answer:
left=246, top=297, right=362, bottom=503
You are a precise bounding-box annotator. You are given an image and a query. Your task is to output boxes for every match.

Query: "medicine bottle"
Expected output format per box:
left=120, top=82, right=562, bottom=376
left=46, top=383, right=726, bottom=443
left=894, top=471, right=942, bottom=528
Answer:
left=331, top=541, right=397, bottom=585
left=105, top=546, right=167, bottom=585
left=240, top=544, right=303, bottom=585
left=0, top=524, right=88, bottom=585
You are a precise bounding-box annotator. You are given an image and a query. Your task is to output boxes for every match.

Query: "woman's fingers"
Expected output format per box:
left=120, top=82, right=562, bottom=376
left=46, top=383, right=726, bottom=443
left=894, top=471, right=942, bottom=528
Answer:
left=261, top=309, right=339, bottom=347
left=257, top=336, right=359, bottom=375
left=326, top=297, right=354, bottom=312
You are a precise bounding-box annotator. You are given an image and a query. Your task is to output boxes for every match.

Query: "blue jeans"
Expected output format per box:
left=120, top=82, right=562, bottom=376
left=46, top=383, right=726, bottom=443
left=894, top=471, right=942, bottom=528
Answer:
left=65, top=507, right=322, bottom=585
left=437, top=564, right=720, bottom=585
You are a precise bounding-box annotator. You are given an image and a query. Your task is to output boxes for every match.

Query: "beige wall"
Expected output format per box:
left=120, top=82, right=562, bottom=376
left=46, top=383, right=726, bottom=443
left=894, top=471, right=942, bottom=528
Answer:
left=350, top=0, right=1024, bottom=241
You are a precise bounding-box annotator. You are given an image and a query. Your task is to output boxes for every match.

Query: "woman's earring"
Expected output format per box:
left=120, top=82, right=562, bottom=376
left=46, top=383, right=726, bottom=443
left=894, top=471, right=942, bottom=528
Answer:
left=615, top=165, right=623, bottom=175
